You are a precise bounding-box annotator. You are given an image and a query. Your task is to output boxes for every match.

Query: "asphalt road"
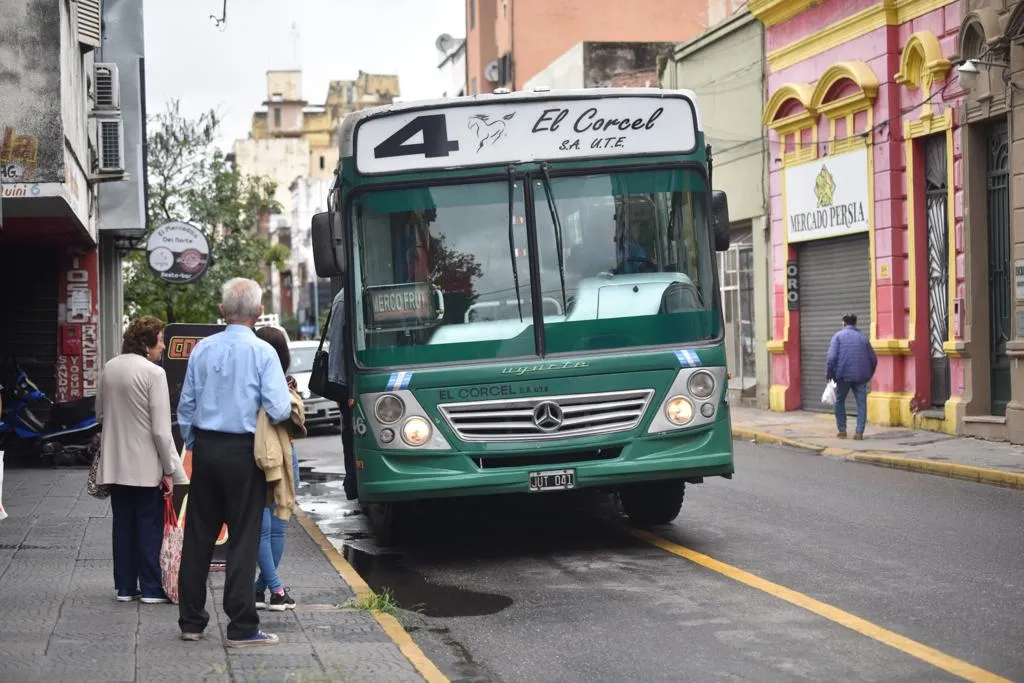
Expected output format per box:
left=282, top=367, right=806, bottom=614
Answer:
left=295, top=433, right=1024, bottom=683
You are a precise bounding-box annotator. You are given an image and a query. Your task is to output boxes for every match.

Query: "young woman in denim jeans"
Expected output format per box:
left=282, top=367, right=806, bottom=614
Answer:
left=253, top=326, right=303, bottom=611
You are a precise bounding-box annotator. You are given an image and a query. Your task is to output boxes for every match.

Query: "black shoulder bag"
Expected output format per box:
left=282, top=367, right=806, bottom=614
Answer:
left=309, top=307, right=348, bottom=404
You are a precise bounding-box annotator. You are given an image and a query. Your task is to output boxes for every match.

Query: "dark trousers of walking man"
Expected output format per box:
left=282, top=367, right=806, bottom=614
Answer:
left=178, top=429, right=266, bottom=640
left=340, top=398, right=357, bottom=500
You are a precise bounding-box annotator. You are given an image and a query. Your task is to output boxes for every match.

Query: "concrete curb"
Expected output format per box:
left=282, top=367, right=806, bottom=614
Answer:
left=732, top=427, right=1024, bottom=491
left=294, top=508, right=450, bottom=683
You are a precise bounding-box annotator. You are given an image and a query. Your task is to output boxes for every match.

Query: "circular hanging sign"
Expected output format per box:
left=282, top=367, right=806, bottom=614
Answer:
left=146, top=221, right=211, bottom=285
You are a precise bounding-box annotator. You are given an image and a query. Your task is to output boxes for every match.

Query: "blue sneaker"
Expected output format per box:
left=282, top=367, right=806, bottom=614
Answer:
left=226, top=631, right=279, bottom=648
left=115, top=590, right=140, bottom=602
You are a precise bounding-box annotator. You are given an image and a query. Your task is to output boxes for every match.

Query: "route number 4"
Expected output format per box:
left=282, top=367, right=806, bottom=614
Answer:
left=373, top=114, right=460, bottom=159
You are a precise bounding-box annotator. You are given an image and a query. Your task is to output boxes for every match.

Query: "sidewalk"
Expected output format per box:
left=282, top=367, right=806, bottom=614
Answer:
left=730, top=406, right=1024, bottom=490
left=0, top=468, right=437, bottom=683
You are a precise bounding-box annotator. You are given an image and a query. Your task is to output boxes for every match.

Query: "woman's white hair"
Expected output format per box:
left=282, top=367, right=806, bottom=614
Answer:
left=221, top=278, right=263, bottom=322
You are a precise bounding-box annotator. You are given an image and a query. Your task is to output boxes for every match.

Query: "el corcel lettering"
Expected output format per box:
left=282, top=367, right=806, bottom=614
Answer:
left=571, top=107, right=664, bottom=133
left=439, top=385, right=515, bottom=401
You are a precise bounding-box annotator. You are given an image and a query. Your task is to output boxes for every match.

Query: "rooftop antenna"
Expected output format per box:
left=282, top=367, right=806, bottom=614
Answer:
left=210, top=0, right=227, bottom=30
left=290, top=22, right=300, bottom=69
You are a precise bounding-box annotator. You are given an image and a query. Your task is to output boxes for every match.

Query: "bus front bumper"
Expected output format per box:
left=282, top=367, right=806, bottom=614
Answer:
left=355, top=416, right=734, bottom=503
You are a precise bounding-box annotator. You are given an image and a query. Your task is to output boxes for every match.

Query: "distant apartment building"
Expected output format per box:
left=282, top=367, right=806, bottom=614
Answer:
left=232, top=69, right=400, bottom=317
left=465, top=0, right=708, bottom=95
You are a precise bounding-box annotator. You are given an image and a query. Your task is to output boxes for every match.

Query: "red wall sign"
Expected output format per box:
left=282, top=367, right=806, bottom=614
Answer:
left=56, top=248, right=99, bottom=403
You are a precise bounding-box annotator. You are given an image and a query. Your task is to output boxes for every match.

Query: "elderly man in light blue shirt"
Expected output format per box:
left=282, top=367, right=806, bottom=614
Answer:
left=176, top=278, right=291, bottom=649
left=327, top=286, right=357, bottom=500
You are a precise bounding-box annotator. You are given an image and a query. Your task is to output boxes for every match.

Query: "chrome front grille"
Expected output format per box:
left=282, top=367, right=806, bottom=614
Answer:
left=438, top=389, right=655, bottom=442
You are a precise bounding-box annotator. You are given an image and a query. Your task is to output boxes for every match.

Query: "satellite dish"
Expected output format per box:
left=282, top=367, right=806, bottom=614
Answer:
left=435, top=33, right=456, bottom=53
left=485, top=60, right=501, bottom=83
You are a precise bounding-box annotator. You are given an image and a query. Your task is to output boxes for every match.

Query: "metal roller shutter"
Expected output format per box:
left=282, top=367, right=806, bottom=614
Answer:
left=0, top=247, right=60, bottom=397
left=798, top=234, right=871, bottom=413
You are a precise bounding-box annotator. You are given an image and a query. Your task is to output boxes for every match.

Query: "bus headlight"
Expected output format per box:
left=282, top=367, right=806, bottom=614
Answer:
left=687, top=370, right=716, bottom=399
left=401, top=416, right=432, bottom=446
left=374, top=394, right=405, bottom=424
left=664, top=396, right=694, bottom=426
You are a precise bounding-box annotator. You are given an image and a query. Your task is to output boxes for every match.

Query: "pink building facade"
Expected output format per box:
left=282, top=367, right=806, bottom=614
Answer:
left=751, top=0, right=967, bottom=431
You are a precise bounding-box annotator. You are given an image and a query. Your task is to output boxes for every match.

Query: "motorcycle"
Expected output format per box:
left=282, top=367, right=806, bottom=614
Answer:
left=0, top=364, right=100, bottom=467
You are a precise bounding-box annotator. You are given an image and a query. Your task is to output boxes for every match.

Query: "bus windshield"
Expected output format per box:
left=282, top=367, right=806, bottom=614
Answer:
left=350, top=168, right=718, bottom=368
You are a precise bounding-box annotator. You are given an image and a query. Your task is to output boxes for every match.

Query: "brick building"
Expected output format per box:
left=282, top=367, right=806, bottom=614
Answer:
left=464, top=0, right=708, bottom=95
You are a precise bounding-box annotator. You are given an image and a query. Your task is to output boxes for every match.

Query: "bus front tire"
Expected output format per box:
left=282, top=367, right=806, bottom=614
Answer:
left=619, top=479, right=685, bottom=527
left=366, top=502, right=406, bottom=546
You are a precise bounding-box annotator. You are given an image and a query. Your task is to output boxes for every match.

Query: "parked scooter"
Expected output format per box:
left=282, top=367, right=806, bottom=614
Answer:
left=0, top=365, right=100, bottom=467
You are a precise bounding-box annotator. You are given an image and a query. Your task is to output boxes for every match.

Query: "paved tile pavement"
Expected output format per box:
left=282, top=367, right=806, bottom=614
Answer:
left=731, top=406, right=1024, bottom=487
left=0, top=468, right=425, bottom=683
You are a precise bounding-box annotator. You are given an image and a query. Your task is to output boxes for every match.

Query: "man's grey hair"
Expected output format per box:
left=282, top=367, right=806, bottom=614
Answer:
left=221, top=278, right=263, bottom=322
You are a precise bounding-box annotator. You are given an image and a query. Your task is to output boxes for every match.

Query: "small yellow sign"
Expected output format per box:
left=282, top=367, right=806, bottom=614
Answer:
left=878, top=263, right=891, bottom=280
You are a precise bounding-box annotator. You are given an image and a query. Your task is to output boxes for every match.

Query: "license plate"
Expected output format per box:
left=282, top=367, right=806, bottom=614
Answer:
left=529, top=469, right=576, bottom=492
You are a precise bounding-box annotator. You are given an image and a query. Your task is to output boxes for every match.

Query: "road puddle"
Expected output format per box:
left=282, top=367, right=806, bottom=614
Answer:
left=342, top=544, right=514, bottom=618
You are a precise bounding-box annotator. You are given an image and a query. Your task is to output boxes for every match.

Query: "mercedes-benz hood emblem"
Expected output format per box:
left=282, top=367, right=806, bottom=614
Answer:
left=532, top=401, right=564, bottom=432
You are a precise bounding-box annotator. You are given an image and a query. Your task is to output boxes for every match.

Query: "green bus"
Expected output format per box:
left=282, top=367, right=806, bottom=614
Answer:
left=311, top=88, right=734, bottom=537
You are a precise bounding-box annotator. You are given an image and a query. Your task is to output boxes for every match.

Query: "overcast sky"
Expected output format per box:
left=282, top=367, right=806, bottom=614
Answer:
left=144, top=0, right=465, bottom=149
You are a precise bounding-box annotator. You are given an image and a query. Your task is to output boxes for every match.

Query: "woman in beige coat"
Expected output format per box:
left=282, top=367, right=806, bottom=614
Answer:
left=96, top=316, right=186, bottom=604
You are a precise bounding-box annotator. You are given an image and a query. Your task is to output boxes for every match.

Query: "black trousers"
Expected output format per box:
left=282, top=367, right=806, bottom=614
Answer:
left=110, top=484, right=164, bottom=598
left=340, top=399, right=357, bottom=499
left=178, top=429, right=265, bottom=640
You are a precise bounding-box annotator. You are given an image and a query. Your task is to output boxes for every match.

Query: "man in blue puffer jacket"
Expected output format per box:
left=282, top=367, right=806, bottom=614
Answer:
left=826, top=314, right=877, bottom=440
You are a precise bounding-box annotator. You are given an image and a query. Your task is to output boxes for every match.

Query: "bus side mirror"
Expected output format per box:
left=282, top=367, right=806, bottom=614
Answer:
left=712, top=190, right=730, bottom=252
left=312, top=211, right=346, bottom=278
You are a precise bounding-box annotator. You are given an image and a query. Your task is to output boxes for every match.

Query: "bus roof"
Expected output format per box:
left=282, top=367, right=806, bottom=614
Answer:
left=339, top=88, right=704, bottom=177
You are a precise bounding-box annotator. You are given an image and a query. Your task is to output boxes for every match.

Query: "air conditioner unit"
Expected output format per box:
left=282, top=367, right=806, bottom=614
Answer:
left=92, top=63, right=120, bottom=111
left=96, top=118, right=125, bottom=173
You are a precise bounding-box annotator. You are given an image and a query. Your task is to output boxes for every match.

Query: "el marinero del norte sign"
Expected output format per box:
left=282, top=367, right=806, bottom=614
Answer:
left=352, top=93, right=700, bottom=175
left=784, top=147, right=870, bottom=243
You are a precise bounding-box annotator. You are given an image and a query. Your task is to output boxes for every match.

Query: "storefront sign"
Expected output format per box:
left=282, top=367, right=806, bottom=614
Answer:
left=786, top=260, right=800, bottom=310
left=784, top=148, right=870, bottom=243
left=56, top=250, right=99, bottom=403
left=163, top=323, right=228, bottom=565
left=147, top=221, right=211, bottom=285
left=1015, top=260, right=1024, bottom=300
left=354, top=95, right=697, bottom=174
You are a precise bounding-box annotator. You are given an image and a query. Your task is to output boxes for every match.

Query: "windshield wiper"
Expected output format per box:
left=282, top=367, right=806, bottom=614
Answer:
left=539, top=163, right=568, bottom=313
left=506, top=165, right=524, bottom=321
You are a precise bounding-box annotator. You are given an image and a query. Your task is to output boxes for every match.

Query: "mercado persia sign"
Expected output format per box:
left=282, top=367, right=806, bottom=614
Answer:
left=784, top=147, right=870, bottom=243
left=354, top=93, right=698, bottom=174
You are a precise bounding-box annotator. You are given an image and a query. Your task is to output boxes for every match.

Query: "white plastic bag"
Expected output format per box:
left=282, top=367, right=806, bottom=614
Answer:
left=0, top=450, right=8, bottom=521
left=821, top=380, right=838, bottom=407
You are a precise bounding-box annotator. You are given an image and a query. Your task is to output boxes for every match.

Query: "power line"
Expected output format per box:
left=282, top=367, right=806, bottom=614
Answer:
left=707, top=83, right=955, bottom=158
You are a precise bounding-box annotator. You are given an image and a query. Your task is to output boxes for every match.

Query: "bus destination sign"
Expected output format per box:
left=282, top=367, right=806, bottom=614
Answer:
left=354, top=94, right=698, bottom=174
left=365, top=282, right=439, bottom=328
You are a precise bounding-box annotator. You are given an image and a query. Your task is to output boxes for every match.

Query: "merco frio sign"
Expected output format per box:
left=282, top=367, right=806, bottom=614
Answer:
left=784, top=147, right=870, bottom=243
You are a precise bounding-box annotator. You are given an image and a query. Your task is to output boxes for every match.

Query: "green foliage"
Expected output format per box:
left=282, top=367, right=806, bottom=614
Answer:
left=123, top=100, right=290, bottom=324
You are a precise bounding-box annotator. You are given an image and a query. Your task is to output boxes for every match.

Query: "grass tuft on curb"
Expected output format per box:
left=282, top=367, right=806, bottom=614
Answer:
left=341, top=586, right=399, bottom=614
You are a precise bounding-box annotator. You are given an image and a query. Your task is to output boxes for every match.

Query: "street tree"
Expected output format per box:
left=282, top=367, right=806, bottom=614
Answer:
left=123, top=100, right=289, bottom=324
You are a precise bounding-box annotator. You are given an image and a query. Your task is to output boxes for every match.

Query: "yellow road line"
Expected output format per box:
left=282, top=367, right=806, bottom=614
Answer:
left=295, top=509, right=450, bottom=683
left=632, top=529, right=1012, bottom=683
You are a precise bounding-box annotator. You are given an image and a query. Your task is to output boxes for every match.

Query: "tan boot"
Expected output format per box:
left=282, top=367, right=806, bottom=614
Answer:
left=853, top=433, right=864, bottom=441
left=837, top=431, right=847, bottom=438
